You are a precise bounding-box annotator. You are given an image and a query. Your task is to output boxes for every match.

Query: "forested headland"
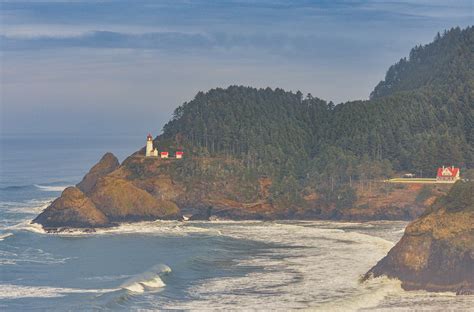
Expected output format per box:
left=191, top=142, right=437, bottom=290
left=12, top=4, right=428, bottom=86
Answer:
left=34, top=27, right=474, bottom=229
left=156, top=26, right=473, bottom=209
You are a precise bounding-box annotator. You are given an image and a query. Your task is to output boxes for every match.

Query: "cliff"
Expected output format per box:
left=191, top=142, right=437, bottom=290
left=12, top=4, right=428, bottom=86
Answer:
left=33, top=186, right=109, bottom=229
left=76, top=152, right=119, bottom=194
left=33, top=153, right=181, bottom=230
left=365, top=181, right=474, bottom=294
left=33, top=152, right=449, bottom=229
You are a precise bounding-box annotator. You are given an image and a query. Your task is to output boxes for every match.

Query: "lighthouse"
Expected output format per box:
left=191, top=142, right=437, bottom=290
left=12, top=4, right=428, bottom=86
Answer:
left=146, top=134, right=154, bottom=157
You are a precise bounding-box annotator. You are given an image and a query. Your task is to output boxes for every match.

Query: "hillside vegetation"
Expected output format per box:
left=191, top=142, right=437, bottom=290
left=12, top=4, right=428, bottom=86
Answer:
left=160, top=26, right=473, bottom=205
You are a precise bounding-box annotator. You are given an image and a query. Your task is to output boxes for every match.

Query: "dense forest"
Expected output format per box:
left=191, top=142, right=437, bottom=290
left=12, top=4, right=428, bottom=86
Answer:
left=158, top=26, right=473, bottom=205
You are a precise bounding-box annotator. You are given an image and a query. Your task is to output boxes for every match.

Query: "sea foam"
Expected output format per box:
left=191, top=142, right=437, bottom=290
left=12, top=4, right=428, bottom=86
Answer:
left=0, top=284, right=114, bottom=300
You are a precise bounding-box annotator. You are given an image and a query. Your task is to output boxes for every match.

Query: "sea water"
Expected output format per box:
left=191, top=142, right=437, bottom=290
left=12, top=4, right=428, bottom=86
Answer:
left=1, top=135, right=473, bottom=311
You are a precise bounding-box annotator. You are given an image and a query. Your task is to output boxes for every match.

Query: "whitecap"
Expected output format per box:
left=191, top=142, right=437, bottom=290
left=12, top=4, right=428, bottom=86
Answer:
left=0, top=198, right=53, bottom=215
left=120, top=264, right=171, bottom=294
left=34, top=184, right=71, bottom=192
left=7, top=220, right=47, bottom=234
left=0, top=232, right=13, bottom=241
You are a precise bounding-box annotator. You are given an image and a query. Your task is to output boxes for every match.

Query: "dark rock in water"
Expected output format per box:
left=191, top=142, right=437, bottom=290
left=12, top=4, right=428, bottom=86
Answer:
left=77, top=152, right=119, bottom=194
left=456, top=287, right=474, bottom=295
left=365, top=181, right=474, bottom=293
left=33, top=186, right=109, bottom=228
left=189, top=206, right=213, bottom=221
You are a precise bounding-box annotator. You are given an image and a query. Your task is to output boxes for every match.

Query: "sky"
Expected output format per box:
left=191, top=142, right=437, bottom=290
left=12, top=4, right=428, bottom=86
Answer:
left=1, top=0, right=473, bottom=136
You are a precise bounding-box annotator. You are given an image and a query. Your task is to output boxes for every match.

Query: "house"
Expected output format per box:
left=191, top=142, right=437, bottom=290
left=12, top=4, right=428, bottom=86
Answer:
left=436, top=166, right=460, bottom=182
left=176, top=151, right=184, bottom=159
left=160, top=151, right=169, bottom=159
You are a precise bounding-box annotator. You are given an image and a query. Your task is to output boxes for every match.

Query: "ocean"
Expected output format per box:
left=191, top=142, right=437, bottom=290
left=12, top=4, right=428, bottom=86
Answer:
left=0, top=135, right=473, bottom=311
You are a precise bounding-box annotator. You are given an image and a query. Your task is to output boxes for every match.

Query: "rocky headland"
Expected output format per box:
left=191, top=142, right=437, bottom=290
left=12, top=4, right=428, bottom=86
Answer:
left=365, top=181, right=474, bottom=294
left=33, top=150, right=450, bottom=230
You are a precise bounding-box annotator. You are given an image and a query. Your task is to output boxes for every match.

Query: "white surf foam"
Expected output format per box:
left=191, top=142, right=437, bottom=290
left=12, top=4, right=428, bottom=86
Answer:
left=161, top=221, right=404, bottom=310
left=1, top=198, right=53, bottom=215
left=0, top=232, right=13, bottom=241
left=7, top=220, right=47, bottom=234
left=34, top=184, right=71, bottom=192
left=313, top=276, right=404, bottom=311
left=0, top=284, right=116, bottom=300
left=49, top=220, right=216, bottom=237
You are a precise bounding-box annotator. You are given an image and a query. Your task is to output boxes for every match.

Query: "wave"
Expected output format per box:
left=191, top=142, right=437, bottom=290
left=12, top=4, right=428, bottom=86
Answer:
left=0, top=185, right=32, bottom=191
left=0, top=184, right=70, bottom=192
left=312, top=276, right=404, bottom=311
left=34, top=184, right=71, bottom=192
left=1, top=198, right=53, bottom=215
left=120, top=264, right=171, bottom=293
left=0, top=232, right=13, bottom=241
left=44, top=220, right=216, bottom=237
left=6, top=220, right=47, bottom=234
left=0, top=284, right=116, bottom=300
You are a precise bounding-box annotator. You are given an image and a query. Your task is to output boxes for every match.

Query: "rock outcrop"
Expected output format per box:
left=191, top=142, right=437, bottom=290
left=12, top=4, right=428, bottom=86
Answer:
left=365, top=181, right=474, bottom=293
left=34, top=151, right=454, bottom=230
left=90, top=175, right=180, bottom=221
left=34, top=153, right=182, bottom=229
left=33, top=186, right=109, bottom=228
left=76, top=152, right=119, bottom=194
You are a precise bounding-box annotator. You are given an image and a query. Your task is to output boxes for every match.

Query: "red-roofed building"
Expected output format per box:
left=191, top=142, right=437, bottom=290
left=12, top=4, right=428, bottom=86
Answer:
left=160, top=152, right=169, bottom=159
left=436, top=166, right=460, bottom=182
left=176, top=151, right=183, bottom=159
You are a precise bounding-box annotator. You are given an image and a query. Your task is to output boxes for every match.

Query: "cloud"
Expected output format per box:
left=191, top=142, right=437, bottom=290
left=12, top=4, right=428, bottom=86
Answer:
left=1, top=0, right=472, bottom=135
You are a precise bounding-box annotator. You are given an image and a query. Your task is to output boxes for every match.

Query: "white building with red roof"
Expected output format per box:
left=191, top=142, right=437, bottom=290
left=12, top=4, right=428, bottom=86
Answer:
left=436, top=166, right=460, bottom=182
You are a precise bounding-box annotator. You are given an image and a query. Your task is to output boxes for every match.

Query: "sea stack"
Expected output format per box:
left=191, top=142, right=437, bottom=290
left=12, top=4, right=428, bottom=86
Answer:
left=365, top=181, right=474, bottom=294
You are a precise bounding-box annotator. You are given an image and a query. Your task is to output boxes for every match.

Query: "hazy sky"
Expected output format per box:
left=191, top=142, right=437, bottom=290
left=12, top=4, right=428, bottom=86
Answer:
left=1, top=0, right=472, bottom=135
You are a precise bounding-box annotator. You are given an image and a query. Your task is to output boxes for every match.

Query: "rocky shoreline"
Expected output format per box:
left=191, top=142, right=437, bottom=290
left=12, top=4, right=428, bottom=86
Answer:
left=33, top=152, right=448, bottom=230
left=32, top=152, right=473, bottom=294
left=364, top=181, right=474, bottom=295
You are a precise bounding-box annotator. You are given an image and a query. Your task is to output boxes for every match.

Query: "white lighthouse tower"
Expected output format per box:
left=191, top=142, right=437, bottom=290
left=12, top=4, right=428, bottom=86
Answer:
left=146, top=134, right=154, bottom=157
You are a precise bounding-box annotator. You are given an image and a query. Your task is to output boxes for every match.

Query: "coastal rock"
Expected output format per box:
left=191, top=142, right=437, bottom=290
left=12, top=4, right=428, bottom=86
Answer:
left=90, top=176, right=181, bottom=221
left=33, top=186, right=109, bottom=228
left=365, top=181, right=474, bottom=293
left=77, top=152, right=120, bottom=194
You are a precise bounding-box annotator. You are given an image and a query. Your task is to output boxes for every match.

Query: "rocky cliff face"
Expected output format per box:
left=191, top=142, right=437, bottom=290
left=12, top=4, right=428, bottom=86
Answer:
left=76, top=152, right=119, bottom=194
left=34, top=152, right=450, bottom=229
left=34, top=153, right=181, bottom=229
left=365, top=181, right=474, bottom=294
left=33, top=186, right=109, bottom=228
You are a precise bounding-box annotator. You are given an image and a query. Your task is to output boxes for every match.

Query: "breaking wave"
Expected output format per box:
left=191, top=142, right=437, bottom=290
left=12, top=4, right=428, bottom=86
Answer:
left=0, top=184, right=70, bottom=192
left=313, top=276, right=404, bottom=311
left=0, top=232, right=13, bottom=241
left=36, top=220, right=217, bottom=237
left=34, top=184, right=71, bottom=192
left=120, top=264, right=171, bottom=293
left=1, top=198, right=53, bottom=215
left=6, top=220, right=47, bottom=234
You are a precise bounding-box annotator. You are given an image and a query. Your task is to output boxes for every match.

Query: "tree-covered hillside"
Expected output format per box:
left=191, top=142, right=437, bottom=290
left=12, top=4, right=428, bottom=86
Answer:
left=370, top=26, right=473, bottom=99
left=160, top=26, right=473, bottom=198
